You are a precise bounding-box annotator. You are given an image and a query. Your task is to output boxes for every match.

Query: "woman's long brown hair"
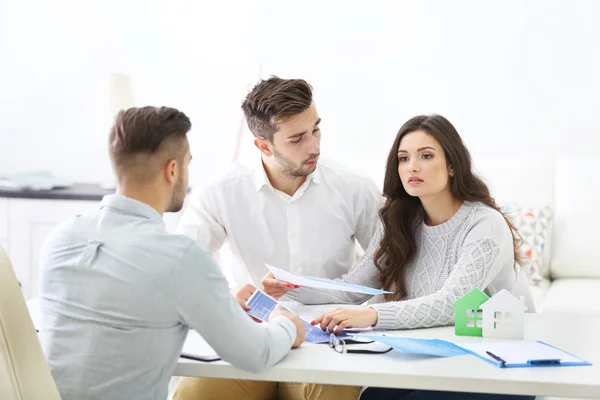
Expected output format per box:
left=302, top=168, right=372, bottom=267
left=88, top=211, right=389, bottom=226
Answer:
left=375, top=115, right=524, bottom=301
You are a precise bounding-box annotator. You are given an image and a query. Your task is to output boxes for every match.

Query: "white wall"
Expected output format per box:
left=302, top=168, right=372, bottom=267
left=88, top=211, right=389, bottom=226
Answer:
left=251, top=0, right=600, bottom=191
left=0, top=0, right=134, bottom=183
left=1, top=0, right=599, bottom=195
left=0, top=0, right=257, bottom=186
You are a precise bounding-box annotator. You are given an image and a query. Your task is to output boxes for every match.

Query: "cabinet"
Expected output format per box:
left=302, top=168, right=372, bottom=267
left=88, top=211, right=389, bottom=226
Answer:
left=0, top=198, right=8, bottom=252
left=1, top=195, right=187, bottom=299
left=6, top=198, right=100, bottom=299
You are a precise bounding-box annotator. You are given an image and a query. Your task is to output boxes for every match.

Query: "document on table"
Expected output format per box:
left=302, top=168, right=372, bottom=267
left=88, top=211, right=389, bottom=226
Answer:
left=245, top=289, right=353, bottom=343
left=355, top=335, right=467, bottom=357
left=457, top=341, right=591, bottom=368
left=266, top=264, right=391, bottom=295
left=180, top=329, right=221, bottom=361
left=352, top=335, right=592, bottom=368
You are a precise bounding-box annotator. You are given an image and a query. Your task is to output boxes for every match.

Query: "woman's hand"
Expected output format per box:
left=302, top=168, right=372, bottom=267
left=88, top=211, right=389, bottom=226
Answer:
left=261, top=272, right=299, bottom=299
left=311, top=307, right=378, bottom=334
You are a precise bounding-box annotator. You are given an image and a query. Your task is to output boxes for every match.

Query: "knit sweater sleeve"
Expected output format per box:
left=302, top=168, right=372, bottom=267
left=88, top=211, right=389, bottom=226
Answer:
left=371, top=211, right=513, bottom=330
left=285, top=224, right=384, bottom=304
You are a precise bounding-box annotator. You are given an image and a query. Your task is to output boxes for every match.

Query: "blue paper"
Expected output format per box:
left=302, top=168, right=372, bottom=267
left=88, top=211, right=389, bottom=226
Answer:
left=246, top=290, right=293, bottom=320
left=356, top=335, right=467, bottom=357
left=246, top=290, right=349, bottom=343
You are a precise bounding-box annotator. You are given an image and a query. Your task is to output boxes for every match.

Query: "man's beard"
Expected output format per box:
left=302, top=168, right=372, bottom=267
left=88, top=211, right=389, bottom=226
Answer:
left=166, top=175, right=186, bottom=213
left=273, top=148, right=319, bottom=178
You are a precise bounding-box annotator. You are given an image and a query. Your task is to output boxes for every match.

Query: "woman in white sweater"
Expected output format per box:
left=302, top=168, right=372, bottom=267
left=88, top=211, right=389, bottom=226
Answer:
left=263, top=114, right=535, bottom=400
left=279, top=114, right=534, bottom=328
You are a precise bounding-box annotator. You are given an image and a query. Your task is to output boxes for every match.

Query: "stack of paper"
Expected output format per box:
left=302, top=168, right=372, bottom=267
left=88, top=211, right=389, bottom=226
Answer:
left=0, top=171, right=72, bottom=190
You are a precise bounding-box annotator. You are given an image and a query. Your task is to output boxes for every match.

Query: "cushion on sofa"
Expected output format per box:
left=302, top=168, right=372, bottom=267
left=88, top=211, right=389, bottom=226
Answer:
left=541, top=278, right=600, bottom=315
left=502, top=203, right=554, bottom=285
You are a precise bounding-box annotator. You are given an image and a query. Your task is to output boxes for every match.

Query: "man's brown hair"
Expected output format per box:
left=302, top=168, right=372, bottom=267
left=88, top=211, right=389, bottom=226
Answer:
left=109, top=106, right=191, bottom=183
left=241, top=76, right=313, bottom=142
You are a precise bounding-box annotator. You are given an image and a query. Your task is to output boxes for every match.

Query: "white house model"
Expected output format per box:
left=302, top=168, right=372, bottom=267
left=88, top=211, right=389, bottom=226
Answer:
left=480, top=289, right=528, bottom=340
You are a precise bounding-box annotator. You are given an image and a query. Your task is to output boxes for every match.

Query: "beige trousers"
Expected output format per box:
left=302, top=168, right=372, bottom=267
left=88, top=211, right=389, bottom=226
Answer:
left=173, top=377, right=361, bottom=400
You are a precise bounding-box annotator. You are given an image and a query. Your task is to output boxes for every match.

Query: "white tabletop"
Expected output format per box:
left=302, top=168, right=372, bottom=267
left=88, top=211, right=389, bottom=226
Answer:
left=175, top=304, right=600, bottom=399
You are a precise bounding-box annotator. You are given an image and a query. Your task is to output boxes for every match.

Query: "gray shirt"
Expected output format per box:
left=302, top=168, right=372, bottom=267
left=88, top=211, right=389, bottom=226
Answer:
left=39, top=194, right=296, bottom=400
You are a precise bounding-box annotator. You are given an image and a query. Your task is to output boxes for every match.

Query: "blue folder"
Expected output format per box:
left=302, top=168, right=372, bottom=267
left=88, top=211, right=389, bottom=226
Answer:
left=356, top=335, right=467, bottom=357
left=354, top=335, right=591, bottom=368
left=457, top=340, right=592, bottom=368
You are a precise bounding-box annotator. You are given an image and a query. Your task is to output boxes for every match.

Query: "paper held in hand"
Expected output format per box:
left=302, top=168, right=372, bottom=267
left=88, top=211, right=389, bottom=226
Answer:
left=265, top=264, right=391, bottom=295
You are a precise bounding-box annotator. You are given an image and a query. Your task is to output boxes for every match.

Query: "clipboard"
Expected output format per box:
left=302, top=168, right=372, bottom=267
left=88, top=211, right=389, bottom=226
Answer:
left=352, top=335, right=591, bottom=369
left=456, top=340, right=591, bottom=368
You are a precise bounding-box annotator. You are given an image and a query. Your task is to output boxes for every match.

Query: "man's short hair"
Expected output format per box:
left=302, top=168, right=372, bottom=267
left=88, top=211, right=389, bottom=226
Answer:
left=108, top=106, right=191, bottom=183
left=241, top=76, right=313, bottom=142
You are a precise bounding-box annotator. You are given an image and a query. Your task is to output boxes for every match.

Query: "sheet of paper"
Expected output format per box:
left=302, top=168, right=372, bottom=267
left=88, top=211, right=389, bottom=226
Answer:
left=246, top=289, right=351, bottom=343
left=266, top=264, right=391, bottom=295
left=264, top=264, right=321, bottom=287
left=354, top=335, right=467, bottom=357
left=457, top=341, right=587, bottom=365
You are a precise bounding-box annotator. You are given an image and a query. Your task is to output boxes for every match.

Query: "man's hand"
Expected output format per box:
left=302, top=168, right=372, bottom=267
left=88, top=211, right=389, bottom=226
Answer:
left=311, top=307, right=378, bottom=335
left=269, top=305, right=306, bottom=348
left=232, top=284, right=261, bottom=323
left=261, top=272, right=299, bottom=299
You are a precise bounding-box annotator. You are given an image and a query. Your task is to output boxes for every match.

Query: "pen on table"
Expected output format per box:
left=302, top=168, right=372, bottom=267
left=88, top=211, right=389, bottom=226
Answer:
left=486, top=351, right=506, bottom=365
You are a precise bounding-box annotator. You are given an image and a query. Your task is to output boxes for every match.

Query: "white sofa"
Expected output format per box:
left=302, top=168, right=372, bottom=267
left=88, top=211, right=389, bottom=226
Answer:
left=476, top=156, right=600, bottom=316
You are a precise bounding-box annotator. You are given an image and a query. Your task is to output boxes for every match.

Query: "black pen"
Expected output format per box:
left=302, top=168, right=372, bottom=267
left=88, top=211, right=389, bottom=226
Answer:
left=486, top=351, right=506, bottom=365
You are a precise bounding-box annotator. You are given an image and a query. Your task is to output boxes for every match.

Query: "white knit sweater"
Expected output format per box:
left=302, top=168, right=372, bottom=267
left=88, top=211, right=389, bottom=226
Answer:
left=287, top=201, right=535, bottom=330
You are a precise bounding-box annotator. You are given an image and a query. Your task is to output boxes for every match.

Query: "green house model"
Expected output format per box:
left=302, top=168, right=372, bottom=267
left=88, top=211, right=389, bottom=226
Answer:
left=452, top=288, right=490, bottom=336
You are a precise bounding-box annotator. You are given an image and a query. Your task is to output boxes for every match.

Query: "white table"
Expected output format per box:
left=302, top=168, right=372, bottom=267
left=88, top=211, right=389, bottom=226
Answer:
left=175, top=304, right=600, bottom=399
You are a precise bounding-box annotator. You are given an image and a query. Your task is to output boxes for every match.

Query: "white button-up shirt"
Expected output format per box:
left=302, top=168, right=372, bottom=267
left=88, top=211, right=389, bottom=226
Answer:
left=176, top=157, right=382, bottom=287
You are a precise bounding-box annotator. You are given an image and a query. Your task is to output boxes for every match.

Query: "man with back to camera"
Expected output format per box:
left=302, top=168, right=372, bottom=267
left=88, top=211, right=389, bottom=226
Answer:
left=38, top=106, right=305, bottom=400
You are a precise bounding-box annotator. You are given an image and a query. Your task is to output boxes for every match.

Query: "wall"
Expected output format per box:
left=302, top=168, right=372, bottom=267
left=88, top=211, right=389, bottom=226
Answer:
left=2, top=0, right=599, bottom=199
left=0, top=0, right=257, bottom=187
left=249, top=0, right=600, bottom=198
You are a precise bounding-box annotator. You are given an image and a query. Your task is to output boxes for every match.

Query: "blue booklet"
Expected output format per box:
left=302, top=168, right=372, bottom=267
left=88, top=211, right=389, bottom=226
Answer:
left=245, top=290, right=351, bottom=343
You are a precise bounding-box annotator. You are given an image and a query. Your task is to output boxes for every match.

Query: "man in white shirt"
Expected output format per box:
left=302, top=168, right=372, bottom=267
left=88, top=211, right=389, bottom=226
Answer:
left=176, top=76, right=382, bottom=289
left=173, top=77, right=379, bottom=399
